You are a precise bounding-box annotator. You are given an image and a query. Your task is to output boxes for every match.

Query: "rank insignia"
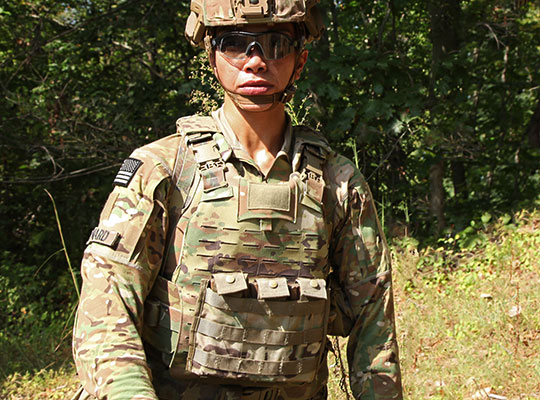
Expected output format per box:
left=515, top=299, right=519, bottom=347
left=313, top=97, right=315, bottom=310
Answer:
left=113, top=158, right=143, bottom=187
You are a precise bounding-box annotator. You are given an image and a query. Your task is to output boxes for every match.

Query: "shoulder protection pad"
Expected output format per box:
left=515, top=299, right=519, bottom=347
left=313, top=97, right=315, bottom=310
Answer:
left=292, top=125, right=331, bottom=153
left=176, top=115, right=218, bottom=136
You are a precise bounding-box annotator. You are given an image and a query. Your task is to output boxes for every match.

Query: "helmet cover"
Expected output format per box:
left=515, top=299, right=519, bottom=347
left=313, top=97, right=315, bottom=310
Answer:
left=185, top=0, right=324, bottom=47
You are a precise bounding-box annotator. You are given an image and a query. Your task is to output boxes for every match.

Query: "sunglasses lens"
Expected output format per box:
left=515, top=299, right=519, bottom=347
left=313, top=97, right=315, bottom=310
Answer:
left=219, top=34, right=250, bottom=59
left=258, top=33, right=295, bottom=60
left=216, top=32, right=296, bottom=61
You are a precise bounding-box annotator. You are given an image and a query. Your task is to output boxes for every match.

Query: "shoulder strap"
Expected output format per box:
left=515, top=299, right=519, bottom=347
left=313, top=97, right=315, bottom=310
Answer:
left=160, top=115, right=222, bottom=278
left=292, top=125, right=331, bottom=203
left=176, top=115, right=228, bottom=193
left=301, top=144, right=327, bottom=203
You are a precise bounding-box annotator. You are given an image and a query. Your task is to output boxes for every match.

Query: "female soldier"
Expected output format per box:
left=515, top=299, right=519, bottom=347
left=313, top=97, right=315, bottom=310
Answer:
left=72, top=1, right=403, bottom=399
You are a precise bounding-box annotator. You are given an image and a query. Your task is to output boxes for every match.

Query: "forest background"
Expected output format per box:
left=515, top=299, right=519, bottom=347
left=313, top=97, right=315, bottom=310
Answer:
left=1, top=0, right=539, bottom=399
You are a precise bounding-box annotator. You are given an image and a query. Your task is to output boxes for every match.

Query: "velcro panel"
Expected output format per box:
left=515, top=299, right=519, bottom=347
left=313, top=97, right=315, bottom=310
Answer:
left=248, top=182, right=290, bottom=211
left=238, top=179, right=297, bottom=223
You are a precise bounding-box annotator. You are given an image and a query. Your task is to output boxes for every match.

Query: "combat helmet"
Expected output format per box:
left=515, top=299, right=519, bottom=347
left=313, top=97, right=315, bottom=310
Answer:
left=186, top=0, right=324, bottom=48
left=185, top=0, right=325, bottom=108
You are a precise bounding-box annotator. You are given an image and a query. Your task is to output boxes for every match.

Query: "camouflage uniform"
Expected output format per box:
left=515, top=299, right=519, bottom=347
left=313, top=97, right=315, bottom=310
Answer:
left=72, top=108, right=403, bottom=400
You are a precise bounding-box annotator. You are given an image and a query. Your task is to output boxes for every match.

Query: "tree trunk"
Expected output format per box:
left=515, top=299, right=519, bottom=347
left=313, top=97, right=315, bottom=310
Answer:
left=427, top=0, right=461, bottom=105
left=451, top=160, right=467, bottom=199
left=429, top=159, right=446, bottom=234
left=526, top=96, right=540, bottom=149
left=426, top=0, right=462, bottom=232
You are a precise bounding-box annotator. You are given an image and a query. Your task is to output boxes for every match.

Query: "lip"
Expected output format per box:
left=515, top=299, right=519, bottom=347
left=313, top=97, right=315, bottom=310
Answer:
left=238, top=80, right=273, bottom=95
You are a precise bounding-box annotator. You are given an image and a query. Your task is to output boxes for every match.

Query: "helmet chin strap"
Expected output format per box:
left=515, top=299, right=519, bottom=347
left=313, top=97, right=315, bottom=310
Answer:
left=224, top=84, right=296, bottom=109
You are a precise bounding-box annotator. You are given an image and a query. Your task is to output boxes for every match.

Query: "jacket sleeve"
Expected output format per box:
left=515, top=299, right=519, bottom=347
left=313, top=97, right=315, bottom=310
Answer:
left=72, top=149, right=172, bottom=400
left=327, top=159, right=403, bottom=400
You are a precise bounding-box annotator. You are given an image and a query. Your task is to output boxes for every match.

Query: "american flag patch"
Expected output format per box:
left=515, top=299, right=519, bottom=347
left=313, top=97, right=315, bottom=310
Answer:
left=113, top=158, right=143, bottom=187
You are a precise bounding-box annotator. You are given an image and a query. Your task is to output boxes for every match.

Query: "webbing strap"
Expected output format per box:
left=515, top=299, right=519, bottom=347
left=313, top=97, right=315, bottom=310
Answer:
left=302, top=145, right=326, bottom=203
left=204, top=288, right=326, bottom=316
left=192, top=348, right=318, bottom=376
left=188, top=133, right=228, bottom=192
left=196, top=318, right=324, bottom=345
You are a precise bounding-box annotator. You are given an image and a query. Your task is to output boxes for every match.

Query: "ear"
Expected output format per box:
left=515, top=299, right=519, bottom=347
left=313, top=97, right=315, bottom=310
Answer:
left=207, top=50, right=220, bottom=80
left=208, top=49, right=216, bottom=69
left=294, top=49, right=309, bottom=81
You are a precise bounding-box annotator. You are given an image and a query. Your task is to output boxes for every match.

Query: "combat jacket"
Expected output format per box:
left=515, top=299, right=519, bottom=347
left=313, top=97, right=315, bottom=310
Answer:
left=72, top=108, right=403, bottom=400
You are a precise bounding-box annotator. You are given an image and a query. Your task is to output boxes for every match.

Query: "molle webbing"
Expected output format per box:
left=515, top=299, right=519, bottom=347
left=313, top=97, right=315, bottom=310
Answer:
left=192, top=349, right=319, bottom=377
left=186, top=277, right=329, bottom=383
left=144, top=276, right=182, bottom=330
left=203, top=287, right=327, bottom=315
left=195, top=318, right=324, bottom=346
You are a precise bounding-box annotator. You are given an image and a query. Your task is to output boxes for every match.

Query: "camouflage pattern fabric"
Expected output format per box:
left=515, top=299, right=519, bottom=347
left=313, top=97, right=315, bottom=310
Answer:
left=72, top=108, right=403, bottom=399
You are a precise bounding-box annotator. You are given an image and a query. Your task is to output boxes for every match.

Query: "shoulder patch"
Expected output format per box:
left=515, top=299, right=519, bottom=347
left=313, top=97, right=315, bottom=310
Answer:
left=113, top=157, right=143, bottom=187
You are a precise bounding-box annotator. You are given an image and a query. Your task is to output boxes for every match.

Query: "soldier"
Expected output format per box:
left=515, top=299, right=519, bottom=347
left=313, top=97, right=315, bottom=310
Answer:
left=72, top=1, right=403, bottom=399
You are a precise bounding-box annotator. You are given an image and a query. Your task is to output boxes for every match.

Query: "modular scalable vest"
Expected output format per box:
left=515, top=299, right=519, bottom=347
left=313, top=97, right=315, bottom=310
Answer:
left=143, top=116, right=332, bottom=386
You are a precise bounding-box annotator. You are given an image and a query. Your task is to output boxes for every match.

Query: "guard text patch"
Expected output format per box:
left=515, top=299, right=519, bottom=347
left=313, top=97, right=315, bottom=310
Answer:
left=113, top=157, right=143, bottom=187
left=86, top=227, right=121, bottom=248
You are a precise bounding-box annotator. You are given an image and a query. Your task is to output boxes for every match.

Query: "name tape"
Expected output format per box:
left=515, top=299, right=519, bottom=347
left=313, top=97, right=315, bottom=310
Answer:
left=87, top=227, right=121, bottom=248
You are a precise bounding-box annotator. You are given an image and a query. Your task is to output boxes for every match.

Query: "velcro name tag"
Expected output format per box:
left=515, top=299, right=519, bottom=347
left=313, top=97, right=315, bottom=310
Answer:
left=87, top=227, right=121, bottom=248
left=113, top=158, right=143, bottom=187
left=248, top=182, right=290, bottom=211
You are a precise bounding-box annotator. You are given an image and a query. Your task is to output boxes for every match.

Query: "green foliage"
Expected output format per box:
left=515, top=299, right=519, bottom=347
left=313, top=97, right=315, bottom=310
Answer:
left=0, top=365, right=80, bottom=399
left=0, top=0, right=196, bottom=356
left=294, top=0, right=540, bottom=238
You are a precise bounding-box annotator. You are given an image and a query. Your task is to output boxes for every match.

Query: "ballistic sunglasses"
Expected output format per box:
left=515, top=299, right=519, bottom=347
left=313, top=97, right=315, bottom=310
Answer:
left=211, top=31, right=302, bottom=61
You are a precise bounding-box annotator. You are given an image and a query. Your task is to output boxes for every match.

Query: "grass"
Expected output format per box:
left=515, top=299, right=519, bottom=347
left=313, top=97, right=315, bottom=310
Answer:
left=393, top=209, right=540, bottom=400
left=1, top=210, right=539, bottom=399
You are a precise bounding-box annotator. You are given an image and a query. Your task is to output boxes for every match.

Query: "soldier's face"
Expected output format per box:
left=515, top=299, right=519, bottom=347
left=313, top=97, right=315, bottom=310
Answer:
left=211, top=23, right=308, bottom=110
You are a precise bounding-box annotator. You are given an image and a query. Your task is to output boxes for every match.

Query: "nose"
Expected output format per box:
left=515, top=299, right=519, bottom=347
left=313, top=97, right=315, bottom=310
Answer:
left=243, top=43, right=267, bottom=73
left=245, top=42, right=266, bottom=58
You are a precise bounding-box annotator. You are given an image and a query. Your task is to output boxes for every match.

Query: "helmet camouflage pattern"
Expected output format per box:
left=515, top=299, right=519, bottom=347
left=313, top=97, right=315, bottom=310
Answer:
left=185, top=0, right=324, bottom=47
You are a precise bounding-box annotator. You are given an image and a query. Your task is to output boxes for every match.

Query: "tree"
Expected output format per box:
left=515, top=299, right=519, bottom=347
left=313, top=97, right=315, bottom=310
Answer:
left=0, top=0, right=196, bottom=337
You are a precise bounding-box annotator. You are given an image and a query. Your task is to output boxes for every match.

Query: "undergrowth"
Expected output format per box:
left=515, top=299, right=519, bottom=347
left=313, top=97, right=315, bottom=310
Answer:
left=1, top=209, right=539, bottom=399
left=393, top=209, right=540, bottom=400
